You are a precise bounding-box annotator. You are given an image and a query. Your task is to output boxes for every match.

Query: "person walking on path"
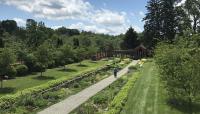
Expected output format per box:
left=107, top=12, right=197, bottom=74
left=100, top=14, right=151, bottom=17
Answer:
left=114, top=67, right=118, bottom=78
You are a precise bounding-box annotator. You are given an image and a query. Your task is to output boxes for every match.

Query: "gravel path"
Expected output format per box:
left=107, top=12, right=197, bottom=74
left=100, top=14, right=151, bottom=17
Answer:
left=38, top=60, right=138, bottom=114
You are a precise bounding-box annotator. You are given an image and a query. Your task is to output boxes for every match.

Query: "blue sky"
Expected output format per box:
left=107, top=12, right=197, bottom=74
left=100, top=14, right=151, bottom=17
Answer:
left=0, top=0, right=148, bottom=35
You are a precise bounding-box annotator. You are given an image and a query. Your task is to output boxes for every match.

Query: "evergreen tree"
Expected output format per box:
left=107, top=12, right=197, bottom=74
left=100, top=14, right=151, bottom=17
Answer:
left=160, top=0, right=177, bottom=41
left=121, top=27, right=138, bottom=49
left=143, top=0, right=162, bottom=47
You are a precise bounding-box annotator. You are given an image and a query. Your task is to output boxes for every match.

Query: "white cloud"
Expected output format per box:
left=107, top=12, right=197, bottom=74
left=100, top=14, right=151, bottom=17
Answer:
left=67, top=22, right=142, bottom=35
left=91, top=9, right=127, bottom=27
left=139, top=11, right=145, bottom=17
left=2, top=0, right=92, bottom=20
left=68, top=22, right=110, bottom=34
left=13, top=18, right=26, bottom=26
left=1, top=0, right=142, bottom=35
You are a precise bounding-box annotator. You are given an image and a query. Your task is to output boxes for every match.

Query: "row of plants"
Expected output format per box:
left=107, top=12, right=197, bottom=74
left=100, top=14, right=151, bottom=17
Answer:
left=0, top=57, right=129, bottom=113
left=0, top=60, right=115, bottom=111
left=70, top=72, right=131, bottom=114
left=70, top=59, right=135, bottom=114
left=0, top=58, right=131, bottom=114
left=0, top=65, right=115, bottom=114
left=105, top=64, right=141, bottom=114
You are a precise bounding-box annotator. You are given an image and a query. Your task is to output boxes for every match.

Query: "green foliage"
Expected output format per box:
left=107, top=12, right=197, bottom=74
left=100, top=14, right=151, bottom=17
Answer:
left=155, top=35, right=200, bottom=108
left=16, top=65, right=28, bottom=76
left=106, top=72, right=140, bottom=114
left=93, top=94, right=108, bottom=104
left=121, top=27, right=139, bottom=49
left=0, top=63, right=112, bottom=111
left=0, top=48, right=16, bottom=78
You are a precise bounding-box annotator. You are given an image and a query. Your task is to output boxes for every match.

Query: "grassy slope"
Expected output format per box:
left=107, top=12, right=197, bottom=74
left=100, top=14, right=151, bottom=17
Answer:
left=121, top=62, right=183, bottom=114
left=0, top=60, right=108, bottom=96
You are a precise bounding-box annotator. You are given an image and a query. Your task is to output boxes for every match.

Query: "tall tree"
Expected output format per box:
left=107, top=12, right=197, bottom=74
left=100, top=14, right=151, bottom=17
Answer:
left=185, top=0, right=200, bottom=33
left=143, top=0, right=162, bottom=47
left=1, top=20, right=17, bottom=34
left=121, top=27, right=138, bottom=49
left=0, top=48, right=16, bottom=88
left=174, top=6, right=192, bottom=35
left=35, top=44, right=52, bottom=76
left=26, top=19, right=38, bottom=48
left=160, top=0, right=176, bottom=41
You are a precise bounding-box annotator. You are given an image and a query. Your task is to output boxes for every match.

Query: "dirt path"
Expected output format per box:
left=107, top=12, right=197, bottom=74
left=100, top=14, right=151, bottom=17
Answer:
left=38, top=60, right=138, bottom=114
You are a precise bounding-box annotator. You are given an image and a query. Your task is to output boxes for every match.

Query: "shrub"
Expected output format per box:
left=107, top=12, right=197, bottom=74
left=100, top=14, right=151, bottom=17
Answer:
left=73, top=83, right=80, bottom=88
left=155, top=41, right=200, bottom=105
left=7, top=66, right=17, bottom=78
left=128, top=65, right=138, bottom=70
left=106, top=72, right=140, bottom=114
left=16, top=65, right=28, bottom=76
left=93, top=94, right=108, bottom=104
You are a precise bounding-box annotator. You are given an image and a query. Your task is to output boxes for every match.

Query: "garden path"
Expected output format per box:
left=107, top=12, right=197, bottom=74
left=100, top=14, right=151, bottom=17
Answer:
left=38, top=60, right=138, bottom=114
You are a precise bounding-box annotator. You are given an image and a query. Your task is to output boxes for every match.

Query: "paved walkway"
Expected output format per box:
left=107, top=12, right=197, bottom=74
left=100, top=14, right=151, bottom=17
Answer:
left=38, top=60, right=138, bottom=114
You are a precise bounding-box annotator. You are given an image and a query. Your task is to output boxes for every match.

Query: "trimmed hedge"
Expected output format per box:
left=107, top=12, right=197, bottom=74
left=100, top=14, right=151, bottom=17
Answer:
left=0, top=62, right=114, bottom=110
left=105, top=72, right=140, bottom=114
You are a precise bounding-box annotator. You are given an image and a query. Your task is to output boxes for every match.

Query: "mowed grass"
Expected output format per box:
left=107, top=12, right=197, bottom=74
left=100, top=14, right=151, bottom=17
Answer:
left=0, top=60, right=108, bottom=97
left=121, top=61, right=189, bottom=114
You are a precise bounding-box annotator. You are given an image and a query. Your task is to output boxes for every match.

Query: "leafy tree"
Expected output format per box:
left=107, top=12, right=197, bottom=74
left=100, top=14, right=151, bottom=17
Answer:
left=185, top=0, right=200, bottom=33
left=24, top=53, right=37, bottom=72
left=75, top=47, right=87, bottom=65
left=26, top=19, right=37, bottom=48
left=121, top=27, right=138, bottom=49
left=35, top=44, right=52, bottom=76
left=1, top=20, right=17, bottom=34
left=56, top=27, right=80, bottom=36
left=174, top=6, right=192, bottom=35
left=155, top=36, right=200, bottom=113
left=58, top=45, right=74, bottom=70
left=73, top=38, right=80, bottom=48
left=0, top=48, right=16, bottom=88
left=80, top=37, right=92, bottom=47
left=160, top=0, right=177, bottom=41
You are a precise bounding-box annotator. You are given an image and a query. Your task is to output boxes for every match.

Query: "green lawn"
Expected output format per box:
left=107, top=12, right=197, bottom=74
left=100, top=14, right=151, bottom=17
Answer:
left=121, top=61, right=189, bottom=114
left=0, top=60, right=108, bottom=96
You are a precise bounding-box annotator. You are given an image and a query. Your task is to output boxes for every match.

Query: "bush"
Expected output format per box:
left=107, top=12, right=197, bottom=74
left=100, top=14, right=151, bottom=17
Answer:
left=106, top=72, right=140, bottom=114
left=128, top=65, right=138, bottom=71
left=33, top=63, right=46, bottom=73
left=7, top=66, right=17, bottom=78
left=93, top=94, right=108, bottom=104
left=155, top=37, right=200, bottom=109
left=16, top=65, right=28, bottom=76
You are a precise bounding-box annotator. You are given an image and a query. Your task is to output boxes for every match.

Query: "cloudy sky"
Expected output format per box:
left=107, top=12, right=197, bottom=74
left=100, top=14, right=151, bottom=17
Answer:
left=0, top=0, right=148, bottom=35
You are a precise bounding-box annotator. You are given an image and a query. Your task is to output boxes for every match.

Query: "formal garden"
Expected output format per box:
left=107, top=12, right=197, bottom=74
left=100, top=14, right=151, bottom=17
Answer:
left=0, top=0, right=200, bottom=114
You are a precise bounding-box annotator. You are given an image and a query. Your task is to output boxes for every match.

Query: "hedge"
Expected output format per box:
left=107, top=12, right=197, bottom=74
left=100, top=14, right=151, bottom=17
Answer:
left=0, top=62, right=115, bottom=110
left=105, top=72, right=140, bottom=114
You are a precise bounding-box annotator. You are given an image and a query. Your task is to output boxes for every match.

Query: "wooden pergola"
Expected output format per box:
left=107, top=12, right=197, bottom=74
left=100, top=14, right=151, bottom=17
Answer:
left=92, top=44, right=149, bottom=60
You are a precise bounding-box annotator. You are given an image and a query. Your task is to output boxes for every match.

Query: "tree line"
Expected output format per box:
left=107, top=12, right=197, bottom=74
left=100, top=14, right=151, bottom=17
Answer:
left=144, top=0, right=200, bottom=113
left=0, top=19, right=127, bottom=83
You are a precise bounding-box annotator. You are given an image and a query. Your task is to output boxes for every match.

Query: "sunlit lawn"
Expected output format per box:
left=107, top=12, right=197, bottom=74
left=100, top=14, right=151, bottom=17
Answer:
left=0, top=60, right=108, bottom=96
left=121, top=62, right=199, bottom=114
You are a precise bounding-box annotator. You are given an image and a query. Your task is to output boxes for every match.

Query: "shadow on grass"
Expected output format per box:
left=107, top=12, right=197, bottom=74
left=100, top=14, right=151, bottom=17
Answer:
left=32, top=76, right=55, bottom=80
left=58, top=68, right=78, bottom=72
left=0, top=87, right=16, bottom=94
left=167, top=99, right=200, bottom=114
left=77, top=64, right=88, bottom=67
